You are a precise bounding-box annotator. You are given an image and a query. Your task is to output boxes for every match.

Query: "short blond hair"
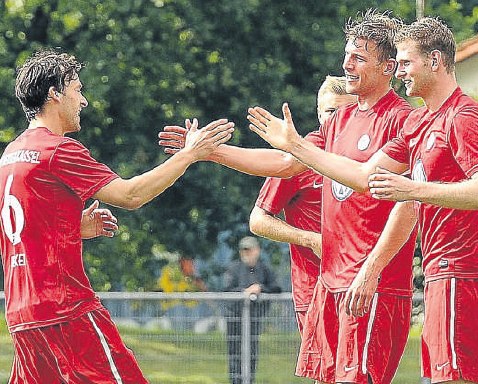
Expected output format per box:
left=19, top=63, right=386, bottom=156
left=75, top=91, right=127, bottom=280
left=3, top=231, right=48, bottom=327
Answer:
left=394, top=17, right=455, bottom=73
left=317, top=76, right=348, bottom=99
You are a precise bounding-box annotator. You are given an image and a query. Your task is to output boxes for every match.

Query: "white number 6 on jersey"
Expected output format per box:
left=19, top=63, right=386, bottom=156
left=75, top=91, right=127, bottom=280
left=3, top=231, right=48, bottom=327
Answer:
left=1, top=174, right=25, bottom=245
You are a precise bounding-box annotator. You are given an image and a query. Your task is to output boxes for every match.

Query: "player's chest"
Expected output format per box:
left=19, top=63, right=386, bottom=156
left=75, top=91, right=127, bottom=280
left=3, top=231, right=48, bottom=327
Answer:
left=408, top=120, right=459, bottom=182
left=325, top=114, right=393, bottom=161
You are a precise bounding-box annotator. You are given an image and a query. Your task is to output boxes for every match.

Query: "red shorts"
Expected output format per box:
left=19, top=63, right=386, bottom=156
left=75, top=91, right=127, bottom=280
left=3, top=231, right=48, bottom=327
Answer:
left=422, top=278, right=478, bottom=383
left=9, top=306, right=148, bottom=384
left=295, top=279, right=411, bottom=384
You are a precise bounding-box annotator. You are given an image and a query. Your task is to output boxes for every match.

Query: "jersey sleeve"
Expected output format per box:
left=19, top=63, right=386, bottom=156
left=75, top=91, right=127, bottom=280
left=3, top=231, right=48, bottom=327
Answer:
left=304, top=128, right=325, bottom=149
left=255, top=176, right=299, bottom=215
left=386, top=107, right=410, bottom=141
left=380, top=105, right=412, bottom=164
left=50, top=139, right=119, bottom=201
left=448, top=108, right=478, bottom=177
left=255, top=130, right=320, bottom=214
left=381, top=128, right=409, bottom=164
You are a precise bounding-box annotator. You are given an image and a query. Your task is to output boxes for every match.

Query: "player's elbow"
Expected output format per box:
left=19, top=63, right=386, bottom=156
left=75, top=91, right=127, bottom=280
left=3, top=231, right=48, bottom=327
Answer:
left=275, top=155, right=305, bottom=178
left=121, top=197, right=145, bottom=210
left=97, top=178, right=147, bottom=210
left=353, top=180, right=370, bottom=193
left=353, top=165, right=374, bottom=193
left=249, top=207, right=265, bottom=235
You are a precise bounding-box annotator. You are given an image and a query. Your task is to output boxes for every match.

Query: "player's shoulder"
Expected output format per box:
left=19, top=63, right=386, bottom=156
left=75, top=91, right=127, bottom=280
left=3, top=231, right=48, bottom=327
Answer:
left=337, top=101, right=358, bottom=115
left=449, top=89, right=478, bottom=117
left=24, top=127, right=86, bottom=149
left=304, top=130, right=321, bottom=141
left=57, top=135, right=86, bottom=147
left=385, top=90, right=413, bottom=113
left=51, top=135, right=90, bottom=157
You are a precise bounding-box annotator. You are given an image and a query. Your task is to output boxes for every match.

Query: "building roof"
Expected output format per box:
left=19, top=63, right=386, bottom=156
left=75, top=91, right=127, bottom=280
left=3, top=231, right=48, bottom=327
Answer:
left=456, top=35, right=478, bottom=63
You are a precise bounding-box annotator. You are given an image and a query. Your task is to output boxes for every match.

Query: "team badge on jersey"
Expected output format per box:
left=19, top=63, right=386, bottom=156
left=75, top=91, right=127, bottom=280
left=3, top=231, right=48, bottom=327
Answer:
left=332, top=180, right=353, bottom=201
left=412, top=159, right=427, bottom=182
left=357, top=134, right=371, bottom=151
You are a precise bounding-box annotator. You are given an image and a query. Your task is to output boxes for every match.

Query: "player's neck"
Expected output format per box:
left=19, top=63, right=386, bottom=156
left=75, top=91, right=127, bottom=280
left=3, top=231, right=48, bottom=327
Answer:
left=357, top=84, right=392, bottom=111
left=423, top=75, right=458, bottom=113
left=28, top=114, right=64, bottom=136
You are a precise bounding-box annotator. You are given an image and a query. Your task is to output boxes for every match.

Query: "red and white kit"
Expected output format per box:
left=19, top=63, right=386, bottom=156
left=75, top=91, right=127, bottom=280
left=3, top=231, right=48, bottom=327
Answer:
left=383, top=87, right=478, bottom=383
left=0, top=127, right=147, bottom=383
left=296, top=90, right=417, bottom=383
left=255, top=131, right=322, bottom=333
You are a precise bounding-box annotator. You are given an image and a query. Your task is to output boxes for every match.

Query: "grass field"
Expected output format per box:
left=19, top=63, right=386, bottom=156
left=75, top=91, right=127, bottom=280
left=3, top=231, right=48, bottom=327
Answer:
left=0, top=315, right=421, bottom=383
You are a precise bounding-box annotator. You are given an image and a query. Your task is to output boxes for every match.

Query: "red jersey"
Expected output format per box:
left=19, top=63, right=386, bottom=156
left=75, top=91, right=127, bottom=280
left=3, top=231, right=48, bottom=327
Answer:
left=0, top=127, right=119, bottom=332
left=255, top=132, right=322, bottom=312
left=382, top=87, right=478, bottom=282
left=318, top=90, right=417, bottom=295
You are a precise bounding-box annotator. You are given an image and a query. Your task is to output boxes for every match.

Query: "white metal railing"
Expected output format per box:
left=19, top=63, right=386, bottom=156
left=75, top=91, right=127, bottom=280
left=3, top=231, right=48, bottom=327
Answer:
left=0, top=291, right=424, bottom=384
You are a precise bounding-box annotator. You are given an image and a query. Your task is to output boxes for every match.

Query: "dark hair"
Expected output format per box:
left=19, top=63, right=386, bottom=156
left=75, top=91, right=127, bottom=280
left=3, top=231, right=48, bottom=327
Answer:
left=15, top=48, right=84, bottom=121
left=394, top=17, right=456, bottom=73
left=344, top=9, right=403, bottom=63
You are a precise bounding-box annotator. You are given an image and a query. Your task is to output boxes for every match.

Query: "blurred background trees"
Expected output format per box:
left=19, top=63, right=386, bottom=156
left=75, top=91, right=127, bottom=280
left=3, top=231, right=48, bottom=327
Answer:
left=0, top=0, right=476, bottom=291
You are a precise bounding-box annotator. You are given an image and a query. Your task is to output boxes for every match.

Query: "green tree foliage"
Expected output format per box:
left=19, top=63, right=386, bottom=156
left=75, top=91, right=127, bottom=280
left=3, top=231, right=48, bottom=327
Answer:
left=0, top=0, right=476, bottom=291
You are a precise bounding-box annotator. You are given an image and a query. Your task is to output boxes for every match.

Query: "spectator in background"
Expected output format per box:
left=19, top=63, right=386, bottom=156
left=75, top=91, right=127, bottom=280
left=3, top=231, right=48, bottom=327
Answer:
left=223, top=236, right=281, bottom=384
left=156, top=255, right=208, bottom=325
left=157, top=256, right=207, bottom=295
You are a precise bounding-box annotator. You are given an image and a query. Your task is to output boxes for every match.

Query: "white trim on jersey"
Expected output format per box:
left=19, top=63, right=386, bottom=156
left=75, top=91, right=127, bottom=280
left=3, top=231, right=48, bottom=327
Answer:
left=361, top=293, right=379, bottom=375
left=87, top=312, right=123, bottom=384
left=450, top=278, right=458, bottom=370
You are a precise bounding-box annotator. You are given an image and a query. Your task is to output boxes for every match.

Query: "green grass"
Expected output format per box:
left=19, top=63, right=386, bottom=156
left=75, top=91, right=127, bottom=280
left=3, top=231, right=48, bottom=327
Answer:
left=0, top=315, right=421, bottom=384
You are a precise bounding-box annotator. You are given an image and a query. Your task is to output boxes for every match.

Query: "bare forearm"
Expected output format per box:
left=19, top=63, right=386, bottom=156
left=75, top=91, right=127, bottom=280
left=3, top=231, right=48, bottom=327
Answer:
left=363, top=201, right=418, bottom=278
left=208, top=145, right=304, bottom=178
left=411, top=178, right=478, bottom=210
left=95, top=150, right=196, bottom=209
left=250, top=207, right=320, bottom=250
left=287, top=138, right=372, bottom=192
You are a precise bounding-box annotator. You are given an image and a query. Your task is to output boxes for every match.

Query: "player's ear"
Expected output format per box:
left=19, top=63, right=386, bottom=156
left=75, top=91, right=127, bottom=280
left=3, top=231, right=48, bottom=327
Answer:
left=383, top=58, right=397, bottom=76
left=48, top=87, right=61, bottom=101
left=430, top=50, right=441, bottom=71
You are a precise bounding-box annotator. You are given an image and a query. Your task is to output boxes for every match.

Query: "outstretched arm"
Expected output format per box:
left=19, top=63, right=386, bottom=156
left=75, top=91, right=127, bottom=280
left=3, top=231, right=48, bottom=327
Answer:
left=249, top=206, right=321, bottom=257
left=248, top=103, right=407, bottom=192
left=370, top=167, right=478, bottom=210
left=81, top=200, right=118, bottom=239
left=159, top=119, right=306, bottom=178
left=344, top=201, right=418, bottom=317
left=95, top=119, right=234, bottom=209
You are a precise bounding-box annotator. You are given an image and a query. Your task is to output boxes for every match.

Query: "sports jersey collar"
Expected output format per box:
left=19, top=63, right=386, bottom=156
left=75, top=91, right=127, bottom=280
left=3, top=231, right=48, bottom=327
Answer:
left=371, top=89, right=401, bottom=114
left=427, top=87, right=462, bottom=117
left=354, top=89, right=400, bottom=117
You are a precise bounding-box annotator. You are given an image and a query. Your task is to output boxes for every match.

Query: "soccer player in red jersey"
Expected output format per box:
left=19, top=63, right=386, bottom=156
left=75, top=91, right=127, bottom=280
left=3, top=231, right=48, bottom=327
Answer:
left=0, top=49, right=234, bottom=383
left=160, top=10, right=418, bottom=384
left=249, top=17, right=478, bottom=384
left=250, top=76, right=356, bottom=336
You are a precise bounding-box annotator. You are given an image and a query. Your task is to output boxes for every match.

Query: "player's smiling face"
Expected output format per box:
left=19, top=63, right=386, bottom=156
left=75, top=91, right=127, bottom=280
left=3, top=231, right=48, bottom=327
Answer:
left=395, top=40, right=433, bottom=99
left=342, top=37, right=384, bottom=97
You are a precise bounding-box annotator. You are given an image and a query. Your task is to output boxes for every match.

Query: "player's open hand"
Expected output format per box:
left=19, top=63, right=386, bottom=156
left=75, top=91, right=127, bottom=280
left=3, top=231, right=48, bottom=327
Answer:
left=369, top=167, right=418, bottom=201
left=158, top=120, right=191, bottom=154
left=344, top=263, right=379, bottom=317
left=81, top=200, right=118, bottom=239
left=184, top=118, right=235, bottom=161
left=247, top=102, right=301, bottom=152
